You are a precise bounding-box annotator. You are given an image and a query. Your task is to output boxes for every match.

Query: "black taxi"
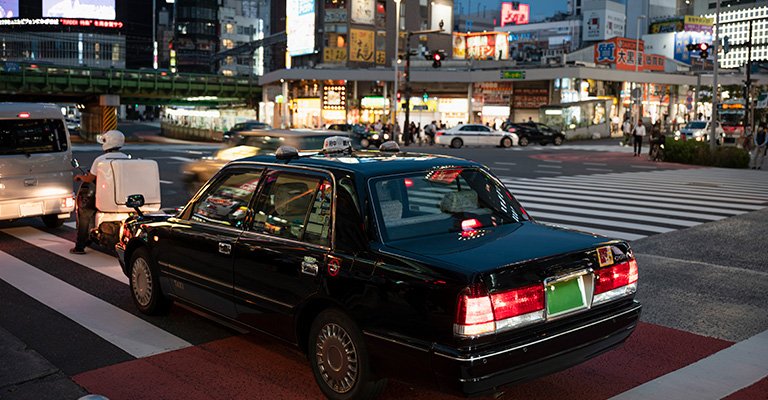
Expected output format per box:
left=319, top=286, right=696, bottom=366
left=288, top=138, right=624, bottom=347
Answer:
left=117, top=137, right=641, bottom=400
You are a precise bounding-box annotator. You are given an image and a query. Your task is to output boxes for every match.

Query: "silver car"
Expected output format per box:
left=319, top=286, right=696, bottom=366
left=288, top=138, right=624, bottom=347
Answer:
left=675, top=121, right=726, bottom=143
left=0, top=103, right=75, bottom=228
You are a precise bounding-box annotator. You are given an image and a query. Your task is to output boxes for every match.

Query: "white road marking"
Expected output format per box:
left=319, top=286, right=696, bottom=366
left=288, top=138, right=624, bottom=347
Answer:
left=0, top=251, right=191, bottom=358
left=0, top=226, right=127, bottom=284
left=159, top=180, right=173, bottom=184
left=610, top=329, right=768, bottom=400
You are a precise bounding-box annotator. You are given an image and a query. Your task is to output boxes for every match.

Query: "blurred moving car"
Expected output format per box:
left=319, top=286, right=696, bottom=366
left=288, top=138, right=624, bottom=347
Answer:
left=65, top=117, right=80, bottom=134
left=502, top=122, right=565, bottom=146
left=181, top=129, right=328, bottom=195
left=119, top=136, right=641, bottom=400
left=435, top=123, right=518, bottom=148
left=222, top=120, right=271, bottom=142
left=674, top=121, right=726, bottom=143
left=326, top=123, right=391, bottom=148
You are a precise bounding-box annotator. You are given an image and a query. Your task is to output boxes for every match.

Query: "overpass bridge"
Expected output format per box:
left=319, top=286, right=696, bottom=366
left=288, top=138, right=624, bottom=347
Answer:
left=0, top=62, right=261, bottom=136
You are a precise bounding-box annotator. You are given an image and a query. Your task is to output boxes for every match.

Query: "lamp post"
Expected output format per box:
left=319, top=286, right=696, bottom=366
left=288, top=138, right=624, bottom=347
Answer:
left=635, top=15, right=646, bottom=128
left=392, top=0, right=401, bottom=139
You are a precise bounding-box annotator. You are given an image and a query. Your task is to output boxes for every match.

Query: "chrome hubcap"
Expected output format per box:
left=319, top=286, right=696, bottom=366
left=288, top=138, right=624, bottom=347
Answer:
left=315, top=323, right=358, bottom=393
left=131, top=257, right=152, bottom=307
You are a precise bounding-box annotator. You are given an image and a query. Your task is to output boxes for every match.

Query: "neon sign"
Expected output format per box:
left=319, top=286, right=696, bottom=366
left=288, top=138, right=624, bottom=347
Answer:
left=0, top=18, right=123, bottom=28
left=501, top=2, right=529, bottom=26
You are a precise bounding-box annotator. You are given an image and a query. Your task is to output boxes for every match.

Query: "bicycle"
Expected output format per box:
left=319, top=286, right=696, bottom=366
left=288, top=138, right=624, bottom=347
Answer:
left=649, top=137, right=665, bottom=162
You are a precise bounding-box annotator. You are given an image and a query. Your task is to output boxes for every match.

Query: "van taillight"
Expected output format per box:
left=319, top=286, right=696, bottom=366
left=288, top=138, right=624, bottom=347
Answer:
left=18, top=113, right=30, bottom=118
left=455, top=283, right=545, bottom=337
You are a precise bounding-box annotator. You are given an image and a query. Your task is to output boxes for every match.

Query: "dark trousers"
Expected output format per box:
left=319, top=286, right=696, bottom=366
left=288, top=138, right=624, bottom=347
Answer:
left=75, top=204, right=95, bottom=250
left=634, top=135, right=643, bottom=155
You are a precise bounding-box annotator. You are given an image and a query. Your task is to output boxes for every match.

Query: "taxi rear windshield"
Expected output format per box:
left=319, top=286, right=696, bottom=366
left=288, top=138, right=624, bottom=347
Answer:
left=371, top=168, right=529, bottom=241
left=0, top=119, right=68, bottom=156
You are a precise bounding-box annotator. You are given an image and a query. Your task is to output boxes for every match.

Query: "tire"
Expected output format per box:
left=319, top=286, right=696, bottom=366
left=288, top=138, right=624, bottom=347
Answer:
left=129, top=247, right=172, bottom=315
left=553, top=136, right=564, bottom=146
left=450, top=138, right=463, bottom=149
left=360, top=138, right=370, bottom=148
left=308, top=309, right=387, bottom=400
left=41, top=215, right=64, bottom=228
left=500, top=137, right=513, bottom=148
left=518, top=136, right=530, bottom=147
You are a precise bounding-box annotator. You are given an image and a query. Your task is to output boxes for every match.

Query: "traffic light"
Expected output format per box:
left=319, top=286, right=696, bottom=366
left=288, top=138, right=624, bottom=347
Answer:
left=396, top=91, right=401, bottom=100
left=431, top=51, right=442, bottom=68
left=686, top=43, right=697, bottom=51
left=698, top=42, right=709, bottom=59
left=422, top=90, right=428, bottom=102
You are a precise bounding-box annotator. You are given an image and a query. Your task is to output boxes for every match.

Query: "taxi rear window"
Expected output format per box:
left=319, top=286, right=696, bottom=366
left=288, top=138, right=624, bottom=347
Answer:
left=0, top=119, right=68, bottom=155
left=370, top=168, right=529, bottom=242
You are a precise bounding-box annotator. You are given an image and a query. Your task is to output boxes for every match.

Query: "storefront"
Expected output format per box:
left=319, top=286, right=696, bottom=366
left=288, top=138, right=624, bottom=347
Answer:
left=292, top=98, right=321, bottom=128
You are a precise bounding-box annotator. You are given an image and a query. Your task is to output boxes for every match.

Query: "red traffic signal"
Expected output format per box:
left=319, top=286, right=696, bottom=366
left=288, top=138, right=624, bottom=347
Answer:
left=433, top=52, right=442, bottom=62
left=396, top=91, right=401, bottom=100
left=698, top=43, right=709, bottom=51
left=430, top=50, right=443, bottom=68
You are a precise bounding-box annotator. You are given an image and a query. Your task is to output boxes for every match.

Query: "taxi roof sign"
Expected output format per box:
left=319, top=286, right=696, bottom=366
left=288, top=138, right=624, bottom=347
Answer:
left=323, top=136, right=351, bottom=152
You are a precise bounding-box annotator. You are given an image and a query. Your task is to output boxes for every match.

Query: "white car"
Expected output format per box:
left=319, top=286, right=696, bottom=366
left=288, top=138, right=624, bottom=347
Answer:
left=435, top=123, right=518, bottom=148
left=675, top=121, right=725, bottom=143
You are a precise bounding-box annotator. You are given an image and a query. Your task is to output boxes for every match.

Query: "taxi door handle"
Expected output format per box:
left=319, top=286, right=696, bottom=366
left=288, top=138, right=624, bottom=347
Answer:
left=218, top=242, right=232, bottom=255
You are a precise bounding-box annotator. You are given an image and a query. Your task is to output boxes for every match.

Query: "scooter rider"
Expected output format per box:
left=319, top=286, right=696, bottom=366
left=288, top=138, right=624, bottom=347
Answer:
left=71, top=130, right=129, bottom=254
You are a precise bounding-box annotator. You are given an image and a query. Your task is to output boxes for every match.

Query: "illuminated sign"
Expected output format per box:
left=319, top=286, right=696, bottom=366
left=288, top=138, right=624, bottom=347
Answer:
left=43, top=0, right=116, bottom=20
left=323, top=86, right=346, bottom=110
left=0, top=0, right=19, bottom=18
left=501, top=70, right=525, bottom=80
left=501, top=3, right=529, bottom=26
left=452, top=32, right=509, bottom=60
left=594, top=37, right=664, bottom=71
left=287, top=0, right=316, bottom=56
left=0, top=17, right=123, bottom=28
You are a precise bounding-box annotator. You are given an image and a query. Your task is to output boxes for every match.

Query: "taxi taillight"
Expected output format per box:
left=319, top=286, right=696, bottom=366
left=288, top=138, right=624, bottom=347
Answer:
left=455, top=283, right=545, bottom=337
left=436, top=131, right=444, bottom=136
left=593, top=258, right=638, bottom=305
left=18, top=112, right=30, bottom=118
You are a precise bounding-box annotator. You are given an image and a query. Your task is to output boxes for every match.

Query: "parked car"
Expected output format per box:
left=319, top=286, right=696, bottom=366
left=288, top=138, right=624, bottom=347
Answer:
left=180, top=129, right=328, bottom=195
left=502, top=122, right=565, bottom=146
left=0, top=103, right=75, bottom=228
left=65, top=117, right=80, bottom=134
left=119, top=136, right=641, bottom=400
left=222, top=121, right=272, bottom=143
left=326, top=123, right=391, bottom=148
left=435, top=123, right=518, bottom=148
left=674, top=121, right=726, bottom=143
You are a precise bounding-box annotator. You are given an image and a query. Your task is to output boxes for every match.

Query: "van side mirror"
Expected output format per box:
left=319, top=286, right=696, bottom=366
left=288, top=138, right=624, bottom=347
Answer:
left=126, top=194, right=145, bottom=216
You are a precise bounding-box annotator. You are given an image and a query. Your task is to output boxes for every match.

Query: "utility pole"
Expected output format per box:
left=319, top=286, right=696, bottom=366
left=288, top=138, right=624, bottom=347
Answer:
left=710, top=0, right=720, bottom=151
left=744, top=19, right=753, bottom=130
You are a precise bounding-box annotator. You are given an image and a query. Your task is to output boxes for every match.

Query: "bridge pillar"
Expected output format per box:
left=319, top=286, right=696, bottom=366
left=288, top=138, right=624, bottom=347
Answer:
left=80, top=95, right=120, bottom=141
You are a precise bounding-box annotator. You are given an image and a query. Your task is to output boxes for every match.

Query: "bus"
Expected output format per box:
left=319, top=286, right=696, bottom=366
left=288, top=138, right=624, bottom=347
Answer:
left=719, top=101, right=746, bottom=144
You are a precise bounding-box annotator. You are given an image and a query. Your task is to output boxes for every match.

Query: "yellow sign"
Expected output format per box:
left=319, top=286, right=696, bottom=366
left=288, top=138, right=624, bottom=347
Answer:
left=324, top=48, right=348, bottom=63
left=684, top=16, right=713, bottom=26
left=376, top=50, right=386, bottom=64
left=350, top=29, right=375, bottom=62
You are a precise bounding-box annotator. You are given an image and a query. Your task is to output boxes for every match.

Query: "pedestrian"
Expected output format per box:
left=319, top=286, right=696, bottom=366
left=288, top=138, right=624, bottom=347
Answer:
left=739, top=125, right=754, bottom=152
left=528, top=117, right=533, bottom=123
left=611, top=114, right=620, bottom=135
left=648, top=120, right=661, bottom=160
left=633, top=119, right=646, bottom=157
left=752, top=124, right=767, bottom=170
left=621, top=116, right=632, bottom=147
left=71, top=130, right=129, bottom=254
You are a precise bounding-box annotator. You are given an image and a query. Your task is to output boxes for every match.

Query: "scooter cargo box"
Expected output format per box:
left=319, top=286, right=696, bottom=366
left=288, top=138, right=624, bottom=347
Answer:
left=95, top=159, right=161, bottom=213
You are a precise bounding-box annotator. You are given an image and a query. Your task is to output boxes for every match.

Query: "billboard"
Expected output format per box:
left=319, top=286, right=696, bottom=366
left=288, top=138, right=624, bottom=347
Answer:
left=452, top=32, right=509, bottom=60
left=0, top=0, right=18, bottom=18
left=287, top=0, right=316, bottom=57
left=583, top=9, right=624, bottom=42
left=500, top=2, right=529, bottom=26
left=594, top=37, right=665, bottom=72
left=43, top=0, right=116, bottom=20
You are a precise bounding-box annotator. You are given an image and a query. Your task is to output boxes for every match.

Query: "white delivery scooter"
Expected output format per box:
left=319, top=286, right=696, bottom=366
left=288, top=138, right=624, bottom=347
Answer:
left=73, top=156, right=161, bottom=252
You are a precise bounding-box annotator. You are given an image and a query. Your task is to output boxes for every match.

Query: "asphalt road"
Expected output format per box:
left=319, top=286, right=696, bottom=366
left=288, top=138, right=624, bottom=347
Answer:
left=1, top=128, right=766, bottom=400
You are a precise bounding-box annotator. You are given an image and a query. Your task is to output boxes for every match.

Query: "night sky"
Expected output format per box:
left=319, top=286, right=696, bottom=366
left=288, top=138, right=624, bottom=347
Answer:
left=455, top=0, right=569, bottom=21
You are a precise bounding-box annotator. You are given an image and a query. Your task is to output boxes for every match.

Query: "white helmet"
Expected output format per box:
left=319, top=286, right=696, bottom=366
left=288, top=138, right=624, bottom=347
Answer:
left=97, top=129, right=125, bottom=151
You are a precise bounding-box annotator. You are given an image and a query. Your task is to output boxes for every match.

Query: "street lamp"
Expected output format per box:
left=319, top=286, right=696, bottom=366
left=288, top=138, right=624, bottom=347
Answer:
left=392, top=0, right=401, bottom=139
left=635, top=15, right=646, bottom=128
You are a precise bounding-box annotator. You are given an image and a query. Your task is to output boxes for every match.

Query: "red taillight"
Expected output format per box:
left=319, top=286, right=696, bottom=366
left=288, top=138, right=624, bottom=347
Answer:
left=456, top=284, right=495, bottom=336
left=62, top=197, right=75, bottom=209
left=491, top=284, right=545, bottom=320
left=18, top=112, right=30, bottom=118
left=436, top=131, right=443, bottom=136
left=404, top=178, right=414, bottom=187
left=595, top=259, right=638, bottom=294
left=461, top=218, right=481, bottom=230
left=456, top=283, right=545, bottom=337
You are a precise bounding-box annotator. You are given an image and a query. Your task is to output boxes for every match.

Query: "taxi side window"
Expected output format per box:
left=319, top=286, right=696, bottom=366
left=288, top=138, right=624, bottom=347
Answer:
left=251, top=171, right=332, bottom=245
left=189, top=171, right=262, bottom=227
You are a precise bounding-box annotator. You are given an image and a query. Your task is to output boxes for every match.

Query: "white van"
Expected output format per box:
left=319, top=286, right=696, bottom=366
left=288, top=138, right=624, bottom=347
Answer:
left=0, top=103, right=75, bottom=228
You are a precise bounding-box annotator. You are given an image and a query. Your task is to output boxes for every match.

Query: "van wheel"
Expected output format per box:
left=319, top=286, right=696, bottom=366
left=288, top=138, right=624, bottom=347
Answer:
left=130, top=247, right=173, bottom=315
left=450, top=138, right=463, bottom=148
left=41, top=215, right=64, bottom=229
left=308, top=309, right=387, bottom=400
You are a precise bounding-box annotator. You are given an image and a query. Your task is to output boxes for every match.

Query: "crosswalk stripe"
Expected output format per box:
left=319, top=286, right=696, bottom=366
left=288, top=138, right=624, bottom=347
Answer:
left=516, top=196, right=726, bottom=221
left=531, top=211, right=674, bottom=234
left=534, top=221, right=647, bottom=241
left=0, top=226, right=127, bottom=284
left=0, top=251, right=191, bottom=358
left=523, top=204, right=702, bottom=227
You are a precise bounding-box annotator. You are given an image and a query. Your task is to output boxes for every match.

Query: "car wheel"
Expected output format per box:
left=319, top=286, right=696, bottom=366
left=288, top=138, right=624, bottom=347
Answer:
left=518, top=136, right=530, bottom=147
left=500, top=137, right=513, bottom=148
left=130, top=247, right=172, bottom=315
left=360, top=138, right=370, bottom=148
left=41, top=215, right=64, bottom=228
left=554, top=136, right=564, bottom=146
left=450, top=138, right=463, bottom=148
left=308, top=308, right=387, bottom=400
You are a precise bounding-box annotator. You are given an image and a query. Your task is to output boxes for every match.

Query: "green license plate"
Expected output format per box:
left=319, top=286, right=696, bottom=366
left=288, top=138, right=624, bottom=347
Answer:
left=547, top=277, right=586, bottom=317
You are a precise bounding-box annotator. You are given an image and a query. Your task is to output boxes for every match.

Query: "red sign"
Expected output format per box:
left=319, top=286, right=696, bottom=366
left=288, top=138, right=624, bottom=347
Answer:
left=60, top=18, right=123, bottom=28
left=501, top=3, right=529, bottom=26
left=593, top=37, right=664, bottom=71
left=513, top=88, right=548, bottom=109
